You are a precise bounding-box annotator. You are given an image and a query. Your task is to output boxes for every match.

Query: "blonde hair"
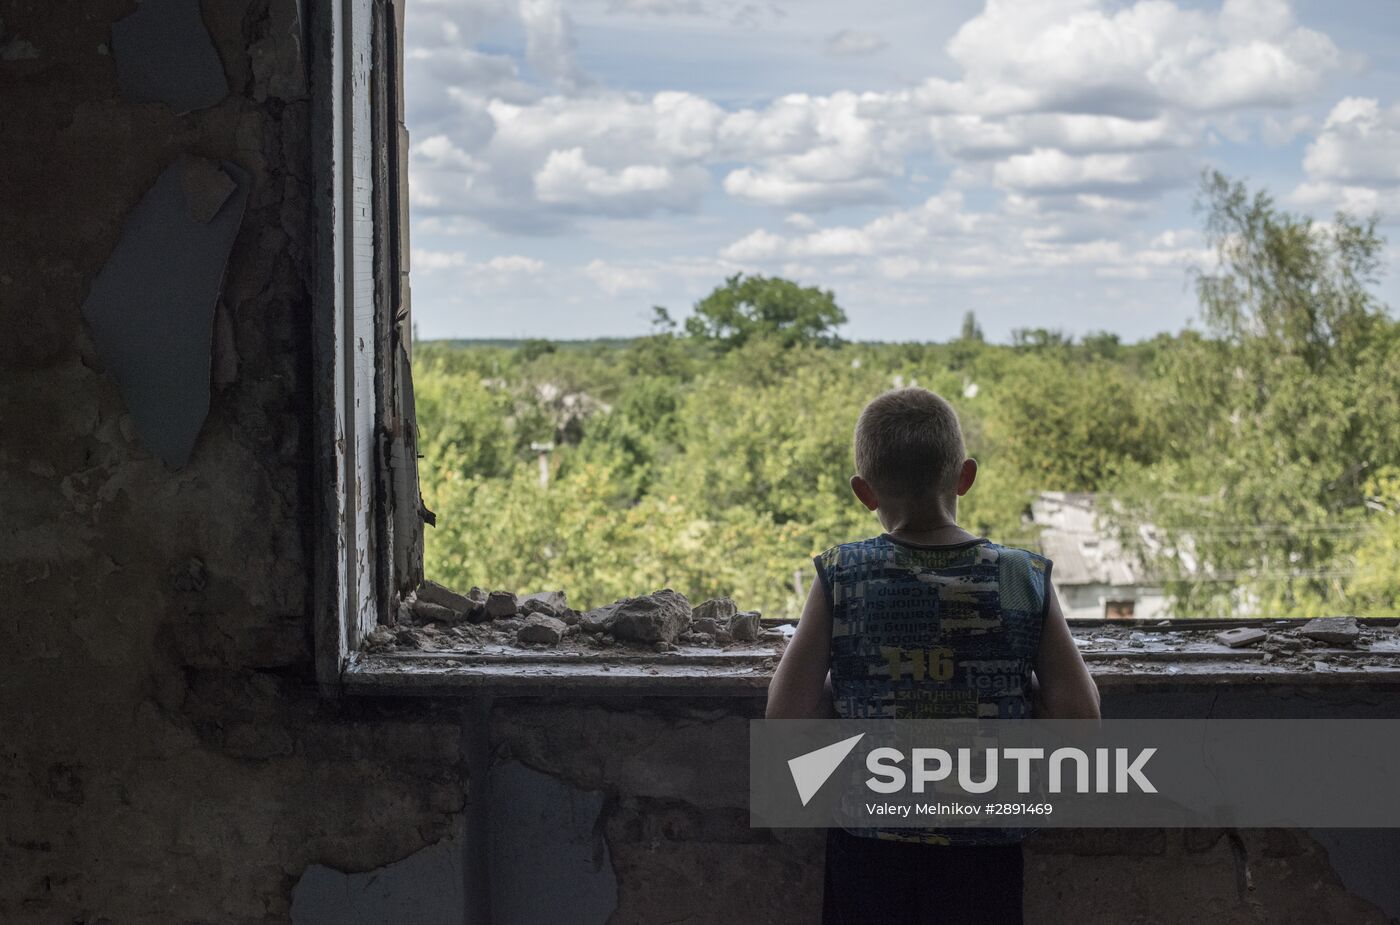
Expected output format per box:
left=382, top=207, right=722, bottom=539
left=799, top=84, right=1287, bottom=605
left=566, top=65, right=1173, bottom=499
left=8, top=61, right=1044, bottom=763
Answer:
left=853, top=387, right=966, bottom=500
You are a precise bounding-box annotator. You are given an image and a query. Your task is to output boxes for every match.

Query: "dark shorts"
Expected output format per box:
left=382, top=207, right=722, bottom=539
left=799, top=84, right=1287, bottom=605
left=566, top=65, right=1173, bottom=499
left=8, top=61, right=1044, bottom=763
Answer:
left=821, top=828, right=1024, bottom=925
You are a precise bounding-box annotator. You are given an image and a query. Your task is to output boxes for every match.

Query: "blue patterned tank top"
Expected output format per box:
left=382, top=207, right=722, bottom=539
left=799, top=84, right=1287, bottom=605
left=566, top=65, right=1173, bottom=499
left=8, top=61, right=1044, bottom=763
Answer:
left=812, top=533, right=1053, bottom=845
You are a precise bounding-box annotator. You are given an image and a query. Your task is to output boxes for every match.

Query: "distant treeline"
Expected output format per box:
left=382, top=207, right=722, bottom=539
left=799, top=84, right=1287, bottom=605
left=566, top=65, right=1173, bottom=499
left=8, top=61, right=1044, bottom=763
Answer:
left=413, top=174, right=1400, bottom=618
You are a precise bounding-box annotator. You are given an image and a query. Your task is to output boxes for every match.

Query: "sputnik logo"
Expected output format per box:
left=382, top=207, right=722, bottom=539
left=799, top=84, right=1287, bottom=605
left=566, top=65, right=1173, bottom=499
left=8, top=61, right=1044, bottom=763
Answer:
left=788, top=733, right=865, bottom=806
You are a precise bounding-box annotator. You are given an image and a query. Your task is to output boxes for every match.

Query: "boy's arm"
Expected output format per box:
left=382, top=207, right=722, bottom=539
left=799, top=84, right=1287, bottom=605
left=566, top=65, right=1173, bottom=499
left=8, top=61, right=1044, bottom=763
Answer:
left=766, top=577, right=837, bottom=719
left=1031, top=584, right=1101, bottom=720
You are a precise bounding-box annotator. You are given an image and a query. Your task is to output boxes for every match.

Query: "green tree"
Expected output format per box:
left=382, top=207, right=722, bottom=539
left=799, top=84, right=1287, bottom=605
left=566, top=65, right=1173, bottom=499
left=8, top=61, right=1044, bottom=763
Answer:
left=682, top=274, right=847, bottom=350
left=520, top=338, right=557, bottom=361
left=960, top=311, right=984, bottom=343
left=986, top=354, right=1161, bottom=493
left=1350, top=468, right=1400, bottom=614
left=1116, top=172, right=1397, bottom=615
left=1010, top=327, right=1073, bottom=351
left=1196, top=170, right=1385, bottom=371
left=413, top=356, right=515, bottom=481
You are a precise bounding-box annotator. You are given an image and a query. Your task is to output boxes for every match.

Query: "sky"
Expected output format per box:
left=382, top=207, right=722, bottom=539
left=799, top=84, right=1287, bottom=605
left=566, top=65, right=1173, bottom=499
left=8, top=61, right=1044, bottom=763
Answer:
left=404, top=0, right=1400, bottom=343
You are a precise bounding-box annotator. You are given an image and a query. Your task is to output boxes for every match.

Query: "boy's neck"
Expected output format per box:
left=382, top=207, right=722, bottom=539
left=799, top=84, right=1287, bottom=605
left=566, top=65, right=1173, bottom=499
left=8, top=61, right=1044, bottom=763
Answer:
left=880, top=502, right=977, bottom=546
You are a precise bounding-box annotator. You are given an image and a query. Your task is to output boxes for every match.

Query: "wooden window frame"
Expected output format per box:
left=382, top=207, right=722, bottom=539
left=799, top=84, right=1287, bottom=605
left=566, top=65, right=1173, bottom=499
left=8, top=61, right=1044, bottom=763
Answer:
left=309, top=0, right=425, bottom=693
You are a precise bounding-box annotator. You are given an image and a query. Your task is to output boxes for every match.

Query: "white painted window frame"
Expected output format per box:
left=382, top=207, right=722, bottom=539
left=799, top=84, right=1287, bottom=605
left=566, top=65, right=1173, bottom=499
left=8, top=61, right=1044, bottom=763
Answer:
left=310, top=0, right=424, bottom=692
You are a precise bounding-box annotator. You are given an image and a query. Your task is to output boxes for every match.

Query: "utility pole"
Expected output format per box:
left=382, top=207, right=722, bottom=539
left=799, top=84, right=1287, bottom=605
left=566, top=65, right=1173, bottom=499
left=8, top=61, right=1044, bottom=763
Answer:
left=530, top=442, right=554, bottom=488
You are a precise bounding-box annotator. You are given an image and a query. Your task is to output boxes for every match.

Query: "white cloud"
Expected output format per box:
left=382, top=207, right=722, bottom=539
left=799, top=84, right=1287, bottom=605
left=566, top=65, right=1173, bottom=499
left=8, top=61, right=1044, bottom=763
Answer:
left=483, top=255, right=547, bottom=274
left=825, top=29, right=888, bottom=58
left=992, top=149, right=1190, bottom=196
left=722, top=192, right=977, bottom=261
left=722, top=168, right=886, bottom=209
left=585, top=259, right=657, bottom=295
left=411, top=251, right=545, bottom=274
left=1291, top=98, right=1400, bottom=220
left=519, top=0, right=588, bottom=90
left=402, top=0, right=1377, bottom=342
left=411, top=134, right=480, bottom=172
left=412, top=249, right=469, bottom=271
left=716, top=91, right=921, bottom=209
left=534, top=147, right=708, bottom=212
left=407, top=0, right=1354, bottom=232
left=596, top=0, right=782, bottom=23
left=933, top=112, right=1194, bottom=160
left=933, top=0, right=1341, bottom=118
left=1304, top=98, right=1400, bottom=185
left=719, top=188, right=1210, bottom=287
left=488, top=93, right=724, bottom=162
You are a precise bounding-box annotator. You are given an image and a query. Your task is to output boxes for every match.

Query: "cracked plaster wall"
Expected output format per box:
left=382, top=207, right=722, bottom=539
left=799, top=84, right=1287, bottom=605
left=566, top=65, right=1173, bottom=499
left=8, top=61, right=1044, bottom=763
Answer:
left=1, top=3, right=1397, bottom=924
left=486, top=696, right=1399, bottom=925
left=1, top=3, right=463, bottom=922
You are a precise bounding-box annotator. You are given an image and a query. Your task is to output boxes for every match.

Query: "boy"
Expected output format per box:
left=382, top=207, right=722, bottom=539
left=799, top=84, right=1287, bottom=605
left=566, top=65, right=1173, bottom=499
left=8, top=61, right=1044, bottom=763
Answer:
left=766, top=387, right=1100, bottom=925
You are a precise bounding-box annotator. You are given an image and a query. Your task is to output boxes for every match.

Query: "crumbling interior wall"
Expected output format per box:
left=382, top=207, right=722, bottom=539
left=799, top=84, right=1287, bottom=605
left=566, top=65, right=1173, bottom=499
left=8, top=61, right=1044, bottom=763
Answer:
left=0, top=3, right=464, bottom=921
left=2, top=3, right=1398, bottom=924
left=485, top=693, right=1400, bottom=925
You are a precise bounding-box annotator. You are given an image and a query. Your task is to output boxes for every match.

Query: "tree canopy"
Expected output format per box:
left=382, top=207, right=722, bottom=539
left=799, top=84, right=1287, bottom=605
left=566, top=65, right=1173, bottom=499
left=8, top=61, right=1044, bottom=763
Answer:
left=680, top=273, right=847, bottom=350
left=411, top=175, right=1400, bottom=618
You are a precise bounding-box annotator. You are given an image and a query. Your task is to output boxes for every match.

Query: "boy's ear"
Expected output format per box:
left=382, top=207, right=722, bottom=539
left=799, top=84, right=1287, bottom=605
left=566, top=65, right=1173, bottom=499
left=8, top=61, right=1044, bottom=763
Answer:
left=850, top=475, right=879, bottom=511
left=955, top=458, right=978, bottom=497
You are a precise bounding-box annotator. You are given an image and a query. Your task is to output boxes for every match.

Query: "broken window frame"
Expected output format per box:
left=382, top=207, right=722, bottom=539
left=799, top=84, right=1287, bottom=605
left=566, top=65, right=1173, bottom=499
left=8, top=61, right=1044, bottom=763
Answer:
left=310, top=0, right=427, bottom=693
left=299, top=4, right=1400, bottom=699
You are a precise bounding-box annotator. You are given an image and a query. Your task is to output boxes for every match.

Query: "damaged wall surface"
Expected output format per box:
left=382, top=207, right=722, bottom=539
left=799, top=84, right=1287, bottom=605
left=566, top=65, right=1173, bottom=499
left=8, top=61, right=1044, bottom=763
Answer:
left=2, top=3, right=1398, bottom=924
left=0, top=2, right=463, bottom=921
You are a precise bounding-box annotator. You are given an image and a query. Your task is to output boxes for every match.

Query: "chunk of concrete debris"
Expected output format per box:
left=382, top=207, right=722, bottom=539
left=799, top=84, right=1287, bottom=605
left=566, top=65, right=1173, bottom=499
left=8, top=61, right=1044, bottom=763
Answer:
left=728, top=610, right=762, bottom=643
left=517, top=615, right=567, bottom=646
left=1300, top=617, right=1360, bottom=646
left=608, top=589, right=692, bottom=644
left=484, top=590, right=518, bottom=620
left=416, top=580, right=477, bottom=619
left=578, top=605, right=617, bottom=634
left=693, top=597, right=738, bottom=624
left=520, top=590, right=568, bottom=618
left=1216, top=627, right=1267, bottom=648
left=464, top=587, right=489, bottom=622
left=691, top=617, right=721, bottom=636
left=410, top=598, right=458, bottom=625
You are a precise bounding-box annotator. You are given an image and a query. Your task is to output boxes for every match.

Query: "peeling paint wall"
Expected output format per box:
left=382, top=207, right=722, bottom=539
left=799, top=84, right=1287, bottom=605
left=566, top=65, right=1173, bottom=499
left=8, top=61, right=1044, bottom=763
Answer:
left=2, top=4, right=1398, bottom=924
left=0, top=3, right=463, bottom=921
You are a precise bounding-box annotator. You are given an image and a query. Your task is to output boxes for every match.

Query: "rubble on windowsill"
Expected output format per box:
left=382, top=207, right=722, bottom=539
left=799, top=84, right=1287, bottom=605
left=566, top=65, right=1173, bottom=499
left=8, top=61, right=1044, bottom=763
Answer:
left=364, top=583, right=1399, bottom=684
left=363, top=582, right=781, bottom=659
left=1070, top=616, right=1400, bottom=677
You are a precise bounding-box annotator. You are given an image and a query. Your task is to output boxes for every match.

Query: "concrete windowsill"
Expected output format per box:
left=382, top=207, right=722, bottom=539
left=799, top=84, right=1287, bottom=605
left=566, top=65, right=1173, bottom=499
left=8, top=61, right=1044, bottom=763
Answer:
left=341, top=619, right=1400, bottom=699
left=344, top=649, right=777, bottom=697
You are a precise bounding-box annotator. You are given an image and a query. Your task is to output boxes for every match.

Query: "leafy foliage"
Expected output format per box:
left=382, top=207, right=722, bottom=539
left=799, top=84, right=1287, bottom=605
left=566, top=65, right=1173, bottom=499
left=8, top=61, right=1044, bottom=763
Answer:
left=416, top=184, right=1400, bottom=617
left=681, top=273, right=847, bottom=350
left=1115, top=172, right=1398, bottom=615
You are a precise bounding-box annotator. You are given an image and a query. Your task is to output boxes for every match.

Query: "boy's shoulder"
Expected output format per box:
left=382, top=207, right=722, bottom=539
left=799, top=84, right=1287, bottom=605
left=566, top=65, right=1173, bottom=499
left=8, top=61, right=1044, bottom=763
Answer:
left=814, top=536, right=1051, bottom=572
left=813, top=534, right=888, bottom=568
left=988, top=541, right=1052, bottom=571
